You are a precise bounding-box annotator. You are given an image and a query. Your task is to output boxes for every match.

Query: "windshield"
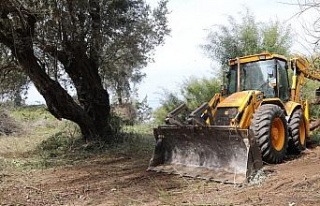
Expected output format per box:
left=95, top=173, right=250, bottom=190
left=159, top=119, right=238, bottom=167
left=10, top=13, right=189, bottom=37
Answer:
left=228, top=59, right=276, bottom=96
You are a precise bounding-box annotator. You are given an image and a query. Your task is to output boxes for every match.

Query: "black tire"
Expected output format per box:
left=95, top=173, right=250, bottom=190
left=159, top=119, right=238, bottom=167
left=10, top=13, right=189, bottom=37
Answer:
left=288, top=109, right=306, bottom=154
left=250, top=104, right=288, bottom=164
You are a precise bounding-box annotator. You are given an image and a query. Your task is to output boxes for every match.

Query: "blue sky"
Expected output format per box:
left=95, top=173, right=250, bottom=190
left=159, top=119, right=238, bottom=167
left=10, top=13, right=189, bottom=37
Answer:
left=26, top=0, right=315, bottom=107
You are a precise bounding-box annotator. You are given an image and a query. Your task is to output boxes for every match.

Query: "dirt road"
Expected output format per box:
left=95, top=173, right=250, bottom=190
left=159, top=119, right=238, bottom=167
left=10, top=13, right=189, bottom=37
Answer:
left=1, top=145, right=320, bottom=206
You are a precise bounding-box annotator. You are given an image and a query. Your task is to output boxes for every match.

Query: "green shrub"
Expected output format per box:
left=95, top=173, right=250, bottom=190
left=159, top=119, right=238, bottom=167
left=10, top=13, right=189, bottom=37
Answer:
left=0, top=110, right=21, bottom=136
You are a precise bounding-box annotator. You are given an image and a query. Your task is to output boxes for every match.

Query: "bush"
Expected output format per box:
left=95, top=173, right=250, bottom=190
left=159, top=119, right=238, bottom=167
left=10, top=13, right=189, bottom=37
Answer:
left=153, top=77, right=221, bottom=124
left=0, top=110, right=20, bottom=136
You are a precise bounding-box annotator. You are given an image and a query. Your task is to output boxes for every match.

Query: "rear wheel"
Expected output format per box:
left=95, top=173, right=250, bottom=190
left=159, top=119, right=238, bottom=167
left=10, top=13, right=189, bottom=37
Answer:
left=251, top=104, right=288, bottom=164
left=288, top=109, right=306, bottom=154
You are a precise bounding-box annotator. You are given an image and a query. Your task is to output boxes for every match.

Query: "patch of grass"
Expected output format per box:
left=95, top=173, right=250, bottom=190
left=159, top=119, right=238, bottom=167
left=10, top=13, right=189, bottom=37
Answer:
left=122, top=123, right=156, bottom=134
left=0, top=110, right=21, bottom=136
left=109, top=131, right=154, bottom=157
left=1, top=105, right=156, bottom=170
left=5, top=105, right=66, bottom=139
left=0, top=158, right=11, bottom=171
left=34, top=131, right=80, bottom=168
left=309, top=131, right=320, bottom=147
left=38, top=132, right=77, bottom=157
left=11, top=106, right=62, bottom=133
left=109, top=123, right=155, bottom=156
left=10, top=105, right=53, bottom=122
left=21, top=123, right=156, bottom=169
left=0, top=106, right=80, bottom=170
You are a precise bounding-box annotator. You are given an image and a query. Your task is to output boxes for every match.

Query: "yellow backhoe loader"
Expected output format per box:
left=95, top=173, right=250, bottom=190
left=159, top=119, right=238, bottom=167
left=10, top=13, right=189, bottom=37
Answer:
left=148, top=52, right=320, bottom=183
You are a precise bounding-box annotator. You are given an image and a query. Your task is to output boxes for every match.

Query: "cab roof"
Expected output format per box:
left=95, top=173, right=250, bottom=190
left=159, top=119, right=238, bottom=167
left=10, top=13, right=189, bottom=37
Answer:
left=229, top=52, right=287, bottom=65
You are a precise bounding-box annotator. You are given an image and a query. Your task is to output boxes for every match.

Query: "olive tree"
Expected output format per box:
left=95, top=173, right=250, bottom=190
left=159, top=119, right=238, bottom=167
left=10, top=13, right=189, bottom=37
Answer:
left=0, top=0, right=169, bottom=141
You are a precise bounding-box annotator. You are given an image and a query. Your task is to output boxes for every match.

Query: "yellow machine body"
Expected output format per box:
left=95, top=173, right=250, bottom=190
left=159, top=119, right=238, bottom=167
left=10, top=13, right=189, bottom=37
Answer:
left=149, top=52, right=319, bottom=183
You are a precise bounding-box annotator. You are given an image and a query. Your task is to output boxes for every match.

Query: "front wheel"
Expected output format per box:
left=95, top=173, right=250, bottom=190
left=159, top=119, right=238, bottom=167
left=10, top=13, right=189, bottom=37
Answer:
left=250, top=104, right=288, bottom=164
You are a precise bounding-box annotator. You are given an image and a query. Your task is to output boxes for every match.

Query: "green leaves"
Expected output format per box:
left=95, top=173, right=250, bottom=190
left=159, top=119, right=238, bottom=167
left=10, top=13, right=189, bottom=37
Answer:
left=0, top=48, right=29, bottom=103
left=154, top=77, right=221, bottom=123
left=261, top=20, right=292, bottom=55
left=202, top=9, right=292, bottom=66
left=181, top=77, right=221, bottom=109
left=0, top=0, right=170, bottom=106
left=100, top=0, right=170, bottom=104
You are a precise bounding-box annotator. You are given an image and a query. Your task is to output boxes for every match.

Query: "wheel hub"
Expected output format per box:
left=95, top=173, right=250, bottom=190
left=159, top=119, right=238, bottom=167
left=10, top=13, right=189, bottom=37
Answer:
left=271, top=117, right=285, bottom=151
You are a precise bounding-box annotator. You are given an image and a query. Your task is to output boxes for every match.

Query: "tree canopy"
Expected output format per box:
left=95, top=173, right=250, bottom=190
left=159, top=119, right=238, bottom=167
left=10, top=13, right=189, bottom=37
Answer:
left=0, top=0, right=169, bottom=141
left=202, top=10, right=292, bottom=66
left=0, top=47, right=29, bottom=104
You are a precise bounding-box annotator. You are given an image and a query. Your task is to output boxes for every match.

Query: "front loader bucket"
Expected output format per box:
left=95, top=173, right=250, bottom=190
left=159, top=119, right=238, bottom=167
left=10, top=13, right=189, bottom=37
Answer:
left=148, top=126, right=262, bottom=184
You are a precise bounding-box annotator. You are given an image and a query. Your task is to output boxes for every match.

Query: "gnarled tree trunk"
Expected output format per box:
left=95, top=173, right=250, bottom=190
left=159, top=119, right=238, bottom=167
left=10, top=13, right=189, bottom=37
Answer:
left=15, top=42, right=110, bottom=141
left=0, top=2, right=112, bottom=141
left=0, top=0, right=169, bottom=142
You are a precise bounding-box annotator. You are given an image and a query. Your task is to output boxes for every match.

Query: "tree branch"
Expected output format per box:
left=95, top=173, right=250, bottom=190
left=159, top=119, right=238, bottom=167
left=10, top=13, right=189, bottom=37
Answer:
left=89, top=0, right=101, bottom=68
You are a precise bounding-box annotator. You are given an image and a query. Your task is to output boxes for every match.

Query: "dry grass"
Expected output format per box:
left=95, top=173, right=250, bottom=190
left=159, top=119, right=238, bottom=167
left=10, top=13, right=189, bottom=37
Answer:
left=0, top=106, right=156, bottom=171
left=0, top=106, right=77, bottom=171
left=0, top=110, right=21, bottom=136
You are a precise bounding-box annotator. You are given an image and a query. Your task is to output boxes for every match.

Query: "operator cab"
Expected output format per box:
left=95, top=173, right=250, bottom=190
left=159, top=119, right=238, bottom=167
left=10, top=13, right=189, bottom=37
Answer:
left=227, top=55, right=290, bottom=101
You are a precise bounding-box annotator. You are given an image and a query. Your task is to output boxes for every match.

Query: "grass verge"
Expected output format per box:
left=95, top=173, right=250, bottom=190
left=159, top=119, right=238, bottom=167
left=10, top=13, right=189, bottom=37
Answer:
left=1, top=106, right=155, bottom=171
left=19, top=123, right=155, bottom=169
